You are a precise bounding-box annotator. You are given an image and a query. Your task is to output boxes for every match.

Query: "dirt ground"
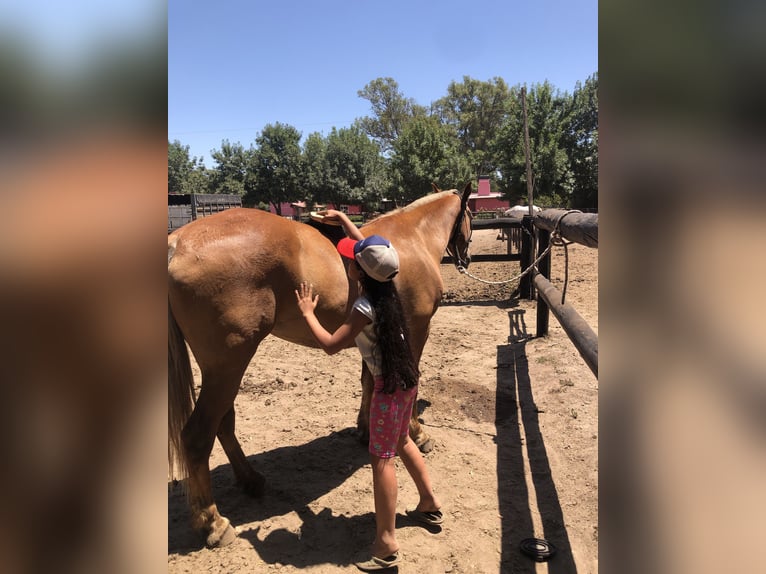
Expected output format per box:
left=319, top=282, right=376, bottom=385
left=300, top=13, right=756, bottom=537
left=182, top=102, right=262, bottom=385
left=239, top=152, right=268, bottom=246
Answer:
left=168, top=228, right=598, bottom=573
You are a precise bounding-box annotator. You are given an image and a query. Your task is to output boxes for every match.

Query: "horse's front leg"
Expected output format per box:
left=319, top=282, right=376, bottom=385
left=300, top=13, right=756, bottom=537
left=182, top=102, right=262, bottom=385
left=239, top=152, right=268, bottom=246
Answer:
left=356, top=361, right=373, bottom=445
left=409, top=329, right=434, bottom=453
left=408, top=386, right=434, bottom=453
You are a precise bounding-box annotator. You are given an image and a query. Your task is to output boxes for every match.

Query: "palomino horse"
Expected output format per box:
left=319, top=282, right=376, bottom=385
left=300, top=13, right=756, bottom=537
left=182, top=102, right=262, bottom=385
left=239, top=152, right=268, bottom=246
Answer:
left=168, top=184, right=473, bottom=547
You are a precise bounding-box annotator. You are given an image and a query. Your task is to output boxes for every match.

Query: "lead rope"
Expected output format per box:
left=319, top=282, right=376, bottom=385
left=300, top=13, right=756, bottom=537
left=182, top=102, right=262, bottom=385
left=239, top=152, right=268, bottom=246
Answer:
left=456, top=210, right=581, bottom=300
left=542, top=211, right=580, bottom=304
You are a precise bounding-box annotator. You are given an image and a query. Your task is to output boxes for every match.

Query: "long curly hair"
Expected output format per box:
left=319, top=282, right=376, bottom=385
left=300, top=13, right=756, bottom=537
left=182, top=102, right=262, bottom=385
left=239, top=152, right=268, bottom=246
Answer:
left=359, top=271, right=420, bottom=394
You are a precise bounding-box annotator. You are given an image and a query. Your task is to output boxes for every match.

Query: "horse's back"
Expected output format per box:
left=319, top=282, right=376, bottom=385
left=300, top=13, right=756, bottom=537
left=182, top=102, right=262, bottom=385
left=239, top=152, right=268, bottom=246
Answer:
left=169, top=208, right=340, bottom=286
left=168, top=208, right=350, bottom=353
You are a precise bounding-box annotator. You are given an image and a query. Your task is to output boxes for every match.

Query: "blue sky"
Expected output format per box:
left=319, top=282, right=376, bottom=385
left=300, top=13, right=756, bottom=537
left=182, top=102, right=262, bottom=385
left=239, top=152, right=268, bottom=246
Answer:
left=169, top=0, right=597, bottom=167
left=2, top=0, right=161, bottom=67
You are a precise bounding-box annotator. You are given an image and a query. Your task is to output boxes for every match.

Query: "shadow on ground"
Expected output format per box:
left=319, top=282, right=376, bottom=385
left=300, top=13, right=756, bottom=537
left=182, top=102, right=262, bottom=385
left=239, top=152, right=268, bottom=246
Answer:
left=495, top=303, right=578, bottom=573
left=168, top=427, right=369, bottom=556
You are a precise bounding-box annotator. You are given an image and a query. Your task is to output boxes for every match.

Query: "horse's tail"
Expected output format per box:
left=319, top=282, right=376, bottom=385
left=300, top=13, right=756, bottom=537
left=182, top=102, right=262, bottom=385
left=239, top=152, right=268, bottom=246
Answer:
left=168, top=299, right=196, bottom=480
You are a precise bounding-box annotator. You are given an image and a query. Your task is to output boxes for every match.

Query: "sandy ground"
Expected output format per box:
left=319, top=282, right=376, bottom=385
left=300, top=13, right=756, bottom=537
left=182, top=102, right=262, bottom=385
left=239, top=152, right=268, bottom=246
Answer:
left=168, top=228, right=598, bottom=573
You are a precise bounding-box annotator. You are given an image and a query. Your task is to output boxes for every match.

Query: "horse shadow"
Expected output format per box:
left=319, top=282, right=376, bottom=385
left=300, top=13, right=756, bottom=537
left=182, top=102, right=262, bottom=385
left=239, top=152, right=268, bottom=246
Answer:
left=168, top=427, right=370, bottom=558
left=495, top=303, right=578, bottom=573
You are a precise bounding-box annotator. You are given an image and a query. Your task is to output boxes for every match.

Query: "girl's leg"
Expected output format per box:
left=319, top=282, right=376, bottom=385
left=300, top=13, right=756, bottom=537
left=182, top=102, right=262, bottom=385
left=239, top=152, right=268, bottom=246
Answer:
left=370, top=454, right=400, bottom=557
left=397, top=433, right=441, bottom=512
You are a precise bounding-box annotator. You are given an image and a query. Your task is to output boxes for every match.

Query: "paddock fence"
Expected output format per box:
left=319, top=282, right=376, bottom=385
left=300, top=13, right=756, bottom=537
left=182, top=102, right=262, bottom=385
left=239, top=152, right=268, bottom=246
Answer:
left=442, top=209, right=598, bottom=378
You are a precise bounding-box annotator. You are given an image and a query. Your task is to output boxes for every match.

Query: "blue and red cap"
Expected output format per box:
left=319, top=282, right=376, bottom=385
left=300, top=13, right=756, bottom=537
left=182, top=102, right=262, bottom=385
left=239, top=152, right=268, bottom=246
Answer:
left=337, top=235, right=400, bottom=282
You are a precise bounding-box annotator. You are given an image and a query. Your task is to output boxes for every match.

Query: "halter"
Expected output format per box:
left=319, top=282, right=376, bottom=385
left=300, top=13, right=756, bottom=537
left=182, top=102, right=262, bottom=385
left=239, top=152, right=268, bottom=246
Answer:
left=447, top=191, right=472, bottom=270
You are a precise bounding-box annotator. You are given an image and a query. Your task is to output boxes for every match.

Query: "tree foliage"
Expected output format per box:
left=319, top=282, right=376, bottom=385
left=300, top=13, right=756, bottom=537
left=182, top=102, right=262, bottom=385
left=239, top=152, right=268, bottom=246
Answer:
left=564, top=73, right=598, bottom=208
left=168, top=140, right=193, bottom=194
left=245, top=123, right=303, bottom=214
left=433, top=76, right=512, bottom=178
left=170, top=73, right=598, bottom=211
left=323, top=124, right=388, bottom=210
left=492, top=82, right=574, bottom=207
left=168, top=139, right=210, bottom=194
left=302, top=131, right=330, bottom=205
left=209, top=140, right=250, bottom=196
left=389, top=116, right=472, bottom=204
left=357, top=77, right=426, bottom=154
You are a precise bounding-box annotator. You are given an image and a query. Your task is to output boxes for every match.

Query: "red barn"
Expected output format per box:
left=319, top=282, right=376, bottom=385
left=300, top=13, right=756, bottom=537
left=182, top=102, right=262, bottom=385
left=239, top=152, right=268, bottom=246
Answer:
left=467, top=176, right=509, bottom=213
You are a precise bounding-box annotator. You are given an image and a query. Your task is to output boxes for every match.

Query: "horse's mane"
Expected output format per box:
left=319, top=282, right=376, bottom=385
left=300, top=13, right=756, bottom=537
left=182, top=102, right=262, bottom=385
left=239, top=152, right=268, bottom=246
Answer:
left=368, top=190, right=457, bottom=224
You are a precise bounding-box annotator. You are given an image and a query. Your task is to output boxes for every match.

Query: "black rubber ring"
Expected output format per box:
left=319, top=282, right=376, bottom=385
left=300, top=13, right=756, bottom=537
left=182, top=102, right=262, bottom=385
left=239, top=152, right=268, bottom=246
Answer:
left=519, top=537, right=557, bottom=561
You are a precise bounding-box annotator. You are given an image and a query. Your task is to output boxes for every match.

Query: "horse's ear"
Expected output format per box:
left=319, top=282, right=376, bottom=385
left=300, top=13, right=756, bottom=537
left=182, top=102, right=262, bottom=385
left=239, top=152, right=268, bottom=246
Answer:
left=431, top=182, right=441, bottom=194
left=461, top=182, right=472, bottom=205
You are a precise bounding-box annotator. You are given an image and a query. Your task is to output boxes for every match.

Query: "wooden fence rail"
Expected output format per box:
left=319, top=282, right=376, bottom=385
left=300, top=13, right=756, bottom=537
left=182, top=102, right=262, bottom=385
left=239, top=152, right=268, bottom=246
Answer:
left=532, top=210, right=598, bottom=377
left=441, top=210, right=598, bottom=377
left=440, top=216, right=524, bottom=265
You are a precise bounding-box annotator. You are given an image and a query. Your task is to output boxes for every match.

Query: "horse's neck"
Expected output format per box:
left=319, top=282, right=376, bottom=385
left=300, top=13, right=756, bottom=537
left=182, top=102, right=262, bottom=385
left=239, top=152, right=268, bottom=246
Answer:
left=407, top=194, right=459, bottom=263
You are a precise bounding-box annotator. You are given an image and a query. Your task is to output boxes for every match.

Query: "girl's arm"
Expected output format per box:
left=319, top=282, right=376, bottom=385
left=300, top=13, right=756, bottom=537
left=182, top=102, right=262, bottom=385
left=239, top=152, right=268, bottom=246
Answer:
left=320, top=209, right=364, bottom=241
left=295, top=282, right=369, bottom=354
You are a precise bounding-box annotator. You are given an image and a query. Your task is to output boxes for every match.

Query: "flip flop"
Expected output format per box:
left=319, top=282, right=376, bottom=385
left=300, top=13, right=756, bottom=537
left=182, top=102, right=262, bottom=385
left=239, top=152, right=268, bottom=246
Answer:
left=355, top=552, right=400, bottom=571
left=406, top=508, right=444, bottom=526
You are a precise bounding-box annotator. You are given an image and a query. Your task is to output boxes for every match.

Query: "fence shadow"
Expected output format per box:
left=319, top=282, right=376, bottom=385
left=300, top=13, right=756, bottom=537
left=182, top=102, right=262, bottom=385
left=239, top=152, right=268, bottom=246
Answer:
left=495, top=306, right=577, bottom=573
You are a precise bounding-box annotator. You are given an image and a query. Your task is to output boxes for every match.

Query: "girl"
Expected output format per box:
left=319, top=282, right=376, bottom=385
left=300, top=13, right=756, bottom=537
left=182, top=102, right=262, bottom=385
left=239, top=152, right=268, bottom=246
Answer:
left=295, top=209, right=443, bottom=571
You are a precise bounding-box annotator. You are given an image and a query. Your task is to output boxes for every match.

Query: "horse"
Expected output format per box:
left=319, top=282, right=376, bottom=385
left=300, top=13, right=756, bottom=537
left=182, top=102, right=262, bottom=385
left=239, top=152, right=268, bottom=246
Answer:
left=168, top=183, right=473, bottom=547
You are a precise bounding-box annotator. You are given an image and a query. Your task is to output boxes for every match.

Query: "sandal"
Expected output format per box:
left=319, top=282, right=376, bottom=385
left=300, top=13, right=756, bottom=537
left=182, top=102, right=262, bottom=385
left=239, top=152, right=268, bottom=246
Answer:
left=406, top=508, right=444, bottom=526
left=355, top=551, right=401, bottom=571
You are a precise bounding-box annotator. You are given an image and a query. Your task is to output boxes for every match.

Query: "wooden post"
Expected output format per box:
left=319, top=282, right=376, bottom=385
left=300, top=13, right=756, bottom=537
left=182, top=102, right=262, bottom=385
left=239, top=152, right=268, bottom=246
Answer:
left=536, top=228, right=551, bottom=335
left=520, top=87, right=536, bottom=299
left=519, top=215, right=535, bottom=299
left=521, top=87, right=534, bottom=217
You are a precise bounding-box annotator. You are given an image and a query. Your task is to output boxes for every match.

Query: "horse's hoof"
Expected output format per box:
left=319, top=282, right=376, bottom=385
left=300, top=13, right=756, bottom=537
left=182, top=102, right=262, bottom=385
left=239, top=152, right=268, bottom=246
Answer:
left=206, top=518, right=237, bottom=548
left=417, top=437, right=434, bottom=453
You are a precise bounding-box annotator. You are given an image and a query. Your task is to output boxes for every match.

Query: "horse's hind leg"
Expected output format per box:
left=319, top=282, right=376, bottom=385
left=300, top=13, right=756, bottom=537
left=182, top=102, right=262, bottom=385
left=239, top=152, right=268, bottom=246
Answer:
left=182, top=367, right=245, bottom=547
left=217, top=406, right=266, bottom=496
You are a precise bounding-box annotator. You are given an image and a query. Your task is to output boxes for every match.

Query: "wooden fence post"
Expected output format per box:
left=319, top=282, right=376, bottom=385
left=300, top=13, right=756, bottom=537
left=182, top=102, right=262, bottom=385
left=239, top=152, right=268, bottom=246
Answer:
left=519, top=215, right=535, bottom=299
left=536, top=228, right=551, bottom=335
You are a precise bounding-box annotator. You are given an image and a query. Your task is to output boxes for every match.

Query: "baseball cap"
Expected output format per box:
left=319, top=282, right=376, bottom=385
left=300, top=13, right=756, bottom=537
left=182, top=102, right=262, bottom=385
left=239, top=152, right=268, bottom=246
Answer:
left=337, top=235, right=400, bottom=282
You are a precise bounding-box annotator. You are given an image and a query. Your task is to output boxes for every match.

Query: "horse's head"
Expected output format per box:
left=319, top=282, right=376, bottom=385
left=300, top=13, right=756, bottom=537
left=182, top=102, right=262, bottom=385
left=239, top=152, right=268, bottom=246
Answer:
left=445, top=183, right=473, bottom=270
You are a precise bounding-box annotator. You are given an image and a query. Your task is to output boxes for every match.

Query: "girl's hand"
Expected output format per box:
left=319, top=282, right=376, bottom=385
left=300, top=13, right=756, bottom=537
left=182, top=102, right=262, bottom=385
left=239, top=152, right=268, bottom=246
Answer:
left=319, top=209, right=364, bottom=241
left=318, top=209, right=344, bottom=224
left=295, top=282, right=319, bottom=316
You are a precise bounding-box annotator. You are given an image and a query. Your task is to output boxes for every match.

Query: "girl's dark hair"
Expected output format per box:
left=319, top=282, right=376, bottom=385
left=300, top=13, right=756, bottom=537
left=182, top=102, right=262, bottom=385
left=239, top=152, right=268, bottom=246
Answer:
left=359, top=272, right=420, bottom=394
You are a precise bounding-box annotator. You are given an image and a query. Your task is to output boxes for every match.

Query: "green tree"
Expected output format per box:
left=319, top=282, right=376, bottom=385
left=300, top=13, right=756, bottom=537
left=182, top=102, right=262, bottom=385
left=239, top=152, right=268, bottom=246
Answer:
left=168, top=139, right=210, bottom=194
left=432, top=76, right=512, bottom=177
left=323, top=124, right=388, bottom=211
left=492, top=82, right=573, bottom=207
left=209, top=139, right=250, bottom=195
left=388, top=116, right=472, bottom=204
left=185, top=167, right=213, bottom=195
left=168, top=139, right=193, bottom=193
left=564, top=73, right=598, bottom=209
left=302, top=131, right=330, bottom=206
left=246, top=123, right=303, bottom=214
left=357, top=77, right=426, bottom=153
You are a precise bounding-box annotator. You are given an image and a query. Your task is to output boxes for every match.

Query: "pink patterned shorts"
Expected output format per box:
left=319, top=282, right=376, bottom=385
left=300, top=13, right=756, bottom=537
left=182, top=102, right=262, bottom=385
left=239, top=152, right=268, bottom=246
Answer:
left=368, top=377, right=418, bottom=459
